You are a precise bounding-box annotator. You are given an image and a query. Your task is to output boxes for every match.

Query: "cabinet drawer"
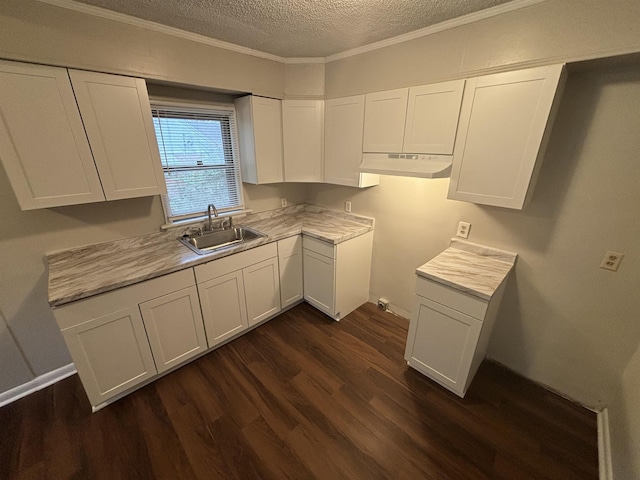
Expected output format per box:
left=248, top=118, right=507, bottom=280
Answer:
left=195, top=243, right=277, bottom=284
left=303, top=236, right=335, bottom=259
left=277, top=235, right=302, bottom=258
left=415, top=276, right=488, bottom=320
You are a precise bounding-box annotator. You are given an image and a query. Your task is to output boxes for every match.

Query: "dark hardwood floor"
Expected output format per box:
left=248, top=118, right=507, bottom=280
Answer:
left=0, top=302, right=598, bottom=479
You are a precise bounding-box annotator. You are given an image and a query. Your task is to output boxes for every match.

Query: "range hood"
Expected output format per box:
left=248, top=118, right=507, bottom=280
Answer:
left=359, top=153, right=452, bottom=179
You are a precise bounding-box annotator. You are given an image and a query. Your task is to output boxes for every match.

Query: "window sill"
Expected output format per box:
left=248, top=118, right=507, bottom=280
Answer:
left=160, top=209, right=253, bottom=231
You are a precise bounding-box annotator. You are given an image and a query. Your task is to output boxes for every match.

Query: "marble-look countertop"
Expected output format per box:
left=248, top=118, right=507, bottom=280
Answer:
left=47, top=205, right=374, bottom=307
left=416, top=238, right=517, bottom=301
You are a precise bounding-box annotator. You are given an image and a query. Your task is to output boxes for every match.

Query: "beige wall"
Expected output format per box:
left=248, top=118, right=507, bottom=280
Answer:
left=325, top=0, right=640, bottom=97
left=0, top=0, right=285, bottom=97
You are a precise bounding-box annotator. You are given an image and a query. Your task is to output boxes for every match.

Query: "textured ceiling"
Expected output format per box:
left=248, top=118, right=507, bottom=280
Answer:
left=73, top=0, right=518, bottom=58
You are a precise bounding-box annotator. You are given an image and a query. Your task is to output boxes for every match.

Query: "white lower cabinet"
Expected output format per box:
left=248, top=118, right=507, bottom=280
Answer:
left=53, top=269, right=197, bottom=409
left=302, top=231, right=373, bottom=321
left=195, top=243, right=281, bottom=346
left=198, top=270, right=249, bottom=347
left=54, top=231, right=373, bottom=410
left=277, top=236, right=303, bottom=308
left=139, top=286, right=207, bottom=374
left=405, top=275, right=507, bottom=397
left=244, top=257, right=281, bottom=326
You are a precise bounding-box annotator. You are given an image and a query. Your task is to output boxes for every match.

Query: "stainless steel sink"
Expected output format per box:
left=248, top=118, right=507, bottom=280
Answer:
left=178, top=226, right=265, bottom=255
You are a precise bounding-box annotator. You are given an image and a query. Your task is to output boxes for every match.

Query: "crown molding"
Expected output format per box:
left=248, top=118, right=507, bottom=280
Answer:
left=284, top=57, right=326, bottom=65
left=36, top=0, right=548, bottom=66
left=325, top=0, right=549, bottom=63
left=35, top=0, right=286, bottom=63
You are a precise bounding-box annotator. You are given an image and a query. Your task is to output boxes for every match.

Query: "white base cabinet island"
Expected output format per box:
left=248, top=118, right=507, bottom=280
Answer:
left=405, top=240, right=517, bottom=397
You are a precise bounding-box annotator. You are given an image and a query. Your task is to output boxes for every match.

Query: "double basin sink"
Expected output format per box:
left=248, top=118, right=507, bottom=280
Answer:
left=178, top=226, right=265, bottom=255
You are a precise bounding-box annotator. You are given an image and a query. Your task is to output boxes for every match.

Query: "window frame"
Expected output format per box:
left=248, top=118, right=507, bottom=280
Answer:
left=150, top=100, right=245, bottom=226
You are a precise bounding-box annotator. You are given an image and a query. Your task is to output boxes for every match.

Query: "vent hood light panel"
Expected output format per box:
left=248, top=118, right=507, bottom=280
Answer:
left=359, top=153, right=452, bottom=179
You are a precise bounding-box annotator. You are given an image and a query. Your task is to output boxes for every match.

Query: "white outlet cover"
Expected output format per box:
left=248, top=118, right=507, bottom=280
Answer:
left=457, top=221, right=471, bottom=239
left=600, top=251, right=624, bottom=271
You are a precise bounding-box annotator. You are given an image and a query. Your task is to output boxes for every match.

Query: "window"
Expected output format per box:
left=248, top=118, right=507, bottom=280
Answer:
left=151, top=102, right=243, bottom=224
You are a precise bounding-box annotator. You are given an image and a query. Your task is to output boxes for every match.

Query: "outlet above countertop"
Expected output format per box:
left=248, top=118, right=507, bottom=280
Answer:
left=47, top=205, right=374, bottom=307
left=416, top=238, right=517, bottom=301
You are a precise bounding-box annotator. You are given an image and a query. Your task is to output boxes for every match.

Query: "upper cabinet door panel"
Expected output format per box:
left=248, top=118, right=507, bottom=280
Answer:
left=252, top=96, right=284, bottom=183
left=448, top=64, right=566, bottom=209
left=235, top=95, right=284, bottom=184
left=282, top=99, right=324, bottom=182
left=69, top=70, right=167, bottom=200
left=363, top=88, right=408, bottom=153
left=403, top=80, right=465, bottom=155
left=324, top=95, right=378, bottom=187
left=0, top=61, right=105, bottom=210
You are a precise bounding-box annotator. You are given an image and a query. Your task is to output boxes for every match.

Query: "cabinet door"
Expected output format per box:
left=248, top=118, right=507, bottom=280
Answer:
left=324, top=95, right=379, bottom=188
left=282, top=100, right=324, bottom=182
left=403, top=80, right=465, bottom=154
left=198, top=271, right=248, bottom=347
left=448, top=64, right=565, bottom=209
left=243, top=258, right=281, bottom=326
left=62, top=307, right=157, bottom=406
left=235, top=96, right=284, bottom=184
left=69, top=70, right=167, bottom=200
left=362, top=88, right=408, bottom=153
left=303, top=249, right=335, bottom=316
left=139, top=286, right=207, bottom=373
left=405, top=296, right=482, bottom=397
left=278, top=236, right=303, bottom=308
left=0, top=61, right=105, bottom=209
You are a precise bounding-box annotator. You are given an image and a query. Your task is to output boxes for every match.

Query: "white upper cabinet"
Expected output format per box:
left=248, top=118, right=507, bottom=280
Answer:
left=324, top=95, right=379, bottom=188
left=0, top=60, right=166, bottom=209
left=403, top=80, right=465, bottom=155
left=362, top=88, right=409, bottom=153
left=282, top=99, right=324, bottom=182
left=68, top=69, right=167, bottom=200
left=235, top=95, right=284, bottom=184
left=362, top=80, right=465, bottom=155
left=447, top=64, right=566, bottom=210
left=0, top=61, right=105, bottom=209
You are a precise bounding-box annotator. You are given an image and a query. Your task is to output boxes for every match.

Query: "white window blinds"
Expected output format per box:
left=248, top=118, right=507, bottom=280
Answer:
left=151, top=103, right=243, bottom=223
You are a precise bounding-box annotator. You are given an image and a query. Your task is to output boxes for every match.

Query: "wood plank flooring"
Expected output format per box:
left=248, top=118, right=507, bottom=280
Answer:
left=0, top=302, right=598, bottom=479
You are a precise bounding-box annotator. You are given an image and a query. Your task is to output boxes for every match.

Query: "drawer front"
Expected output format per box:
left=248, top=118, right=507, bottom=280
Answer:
left=195, top=242, right=277, bottom=284
left=277, top=235, right=302, bottom=259
left=415, top=276, right=488, bottom=320
left=302, top=235, right=335, bottom=259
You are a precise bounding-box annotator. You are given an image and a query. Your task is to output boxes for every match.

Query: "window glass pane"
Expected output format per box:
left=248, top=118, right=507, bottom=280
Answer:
left=151, top=104, right=243, bottom=223
left=164, top=168, right=236, bottom=217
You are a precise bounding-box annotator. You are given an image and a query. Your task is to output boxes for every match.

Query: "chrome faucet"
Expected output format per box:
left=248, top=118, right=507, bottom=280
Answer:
left=207, top=204, right=218, bottom=231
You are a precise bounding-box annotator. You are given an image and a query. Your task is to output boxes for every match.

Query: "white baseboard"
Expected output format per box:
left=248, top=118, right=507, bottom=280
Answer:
left=0, top=363, right=77, bottom=408
left=598, top=408, right=613, bottom=480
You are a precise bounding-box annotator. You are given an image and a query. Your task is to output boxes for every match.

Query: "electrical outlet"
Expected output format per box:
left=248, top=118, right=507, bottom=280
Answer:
left=456, top=221, right=471, bottom=239
left=377, top=298, right=389, bottom=311
left=600, top=251, right=624, bottom=271
left=345, top=201, right=352, bottom=213
left=280, top=198, right=287, bottom=208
